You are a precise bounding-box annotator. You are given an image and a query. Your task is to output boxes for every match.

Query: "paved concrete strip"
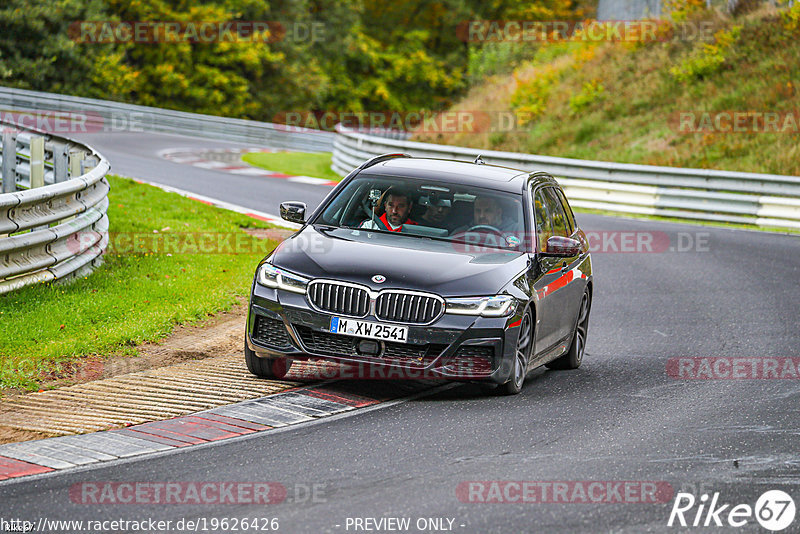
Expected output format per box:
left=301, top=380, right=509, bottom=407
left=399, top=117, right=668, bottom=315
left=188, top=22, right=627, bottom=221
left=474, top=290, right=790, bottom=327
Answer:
left=268, top=391, right=353, bottom=416
left=120, top=426, right=207, bottom=446
left=0, top=354, right=327, bottom=438
left=0, top=379, right=440, bottom=481
left=28, top=440, right=118, bottom=462
left=245, top=398, right=318, bottom=419
left=174, top=416, right=260, bottom=435
left=303, top=388, right=382, bottom=408
left=112, top=428, right=195, bottom=448
left=134, top=418, right=245, bottom=442
left=0, top=456, right=53, bottom=479
left=73, top=432, right=171, bottom=458
left=0, top=447, right=77, bottom=470
left=0, top=442, right=99, bottom=467
left=191, top=413, right=271, bottom=432
left=211, top=403, right=311, bottom=427
left=228, top=167, right=274, bottom=175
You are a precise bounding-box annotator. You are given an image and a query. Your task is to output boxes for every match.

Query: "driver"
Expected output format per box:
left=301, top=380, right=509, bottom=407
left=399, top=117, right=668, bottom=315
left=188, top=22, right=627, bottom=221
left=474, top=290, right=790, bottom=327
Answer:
left=360, top=187, right=418, bottom=232
left=473, top=196, right=504, bottom=228
left=450, top=195, right=522, bottom=248
left=453, top=195, right=514, bottom=233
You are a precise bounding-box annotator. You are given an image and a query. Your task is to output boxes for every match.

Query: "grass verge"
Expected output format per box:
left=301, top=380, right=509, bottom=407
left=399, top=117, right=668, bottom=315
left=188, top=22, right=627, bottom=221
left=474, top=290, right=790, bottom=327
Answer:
left=242, top=151, right=342, bottom=181
left=0, top=175, right=280, bottom=393
left=415, top=7, right=800, bottom=176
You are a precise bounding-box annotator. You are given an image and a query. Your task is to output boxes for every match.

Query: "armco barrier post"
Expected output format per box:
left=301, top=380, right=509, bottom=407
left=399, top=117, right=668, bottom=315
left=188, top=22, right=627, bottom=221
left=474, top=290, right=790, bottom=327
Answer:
left=69, top=149, right=85, bottom=178
left=1, top=131, right=15, bottom=193
left=54, top=143, right=69, bottom=183
left=29, top=135, right=45, bottom=189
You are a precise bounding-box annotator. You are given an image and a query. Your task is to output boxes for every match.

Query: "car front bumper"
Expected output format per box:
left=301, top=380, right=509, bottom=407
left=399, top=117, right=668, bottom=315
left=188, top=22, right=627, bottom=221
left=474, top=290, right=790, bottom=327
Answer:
left=246, top=284, right=522, bottom=384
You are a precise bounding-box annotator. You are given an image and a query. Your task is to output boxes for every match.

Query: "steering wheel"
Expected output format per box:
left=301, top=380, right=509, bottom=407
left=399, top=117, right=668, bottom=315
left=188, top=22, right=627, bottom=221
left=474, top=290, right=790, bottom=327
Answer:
left=465, top=224, right=504, bottom=236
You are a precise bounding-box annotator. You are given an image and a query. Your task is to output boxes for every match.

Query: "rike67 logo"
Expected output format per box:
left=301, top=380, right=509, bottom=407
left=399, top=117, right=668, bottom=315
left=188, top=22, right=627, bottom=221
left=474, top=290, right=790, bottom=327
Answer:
left=668, top=490, right=796, bottom=531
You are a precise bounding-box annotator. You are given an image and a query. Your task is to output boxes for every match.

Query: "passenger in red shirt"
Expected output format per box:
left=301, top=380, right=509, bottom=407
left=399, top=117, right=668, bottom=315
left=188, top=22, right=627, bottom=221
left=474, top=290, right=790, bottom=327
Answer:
left=360, top=187, right=418, bottom=232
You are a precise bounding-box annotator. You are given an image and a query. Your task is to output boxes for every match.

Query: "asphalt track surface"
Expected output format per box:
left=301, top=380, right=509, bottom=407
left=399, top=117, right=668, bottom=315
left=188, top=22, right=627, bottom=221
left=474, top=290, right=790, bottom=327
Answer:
left=2, top=131, right=799, bottom=533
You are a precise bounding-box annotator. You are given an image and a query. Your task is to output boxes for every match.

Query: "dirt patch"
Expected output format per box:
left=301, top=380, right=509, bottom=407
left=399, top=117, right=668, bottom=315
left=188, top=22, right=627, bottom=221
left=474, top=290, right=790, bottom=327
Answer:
left=97, top=298, right=248, bottom=379
left=0, top=425, right=57, bottom=444
left=1, top=297, right=249, bottom=404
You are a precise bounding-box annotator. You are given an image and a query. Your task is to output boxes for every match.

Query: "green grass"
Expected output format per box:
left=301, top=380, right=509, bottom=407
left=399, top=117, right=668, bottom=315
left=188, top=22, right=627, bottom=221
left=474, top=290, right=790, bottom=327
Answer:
left=0, top=175, right=280, bottom=392
left=242, top=151, right=343, bottom=181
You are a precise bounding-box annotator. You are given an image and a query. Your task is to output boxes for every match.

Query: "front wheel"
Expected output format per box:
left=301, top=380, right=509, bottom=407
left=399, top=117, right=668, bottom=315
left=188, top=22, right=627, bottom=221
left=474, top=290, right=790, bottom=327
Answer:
left=244, top=340, right=293, bottom=379
left=547, top=288, right=590, bottom=370
left=497, top=309, right=533, bottom=395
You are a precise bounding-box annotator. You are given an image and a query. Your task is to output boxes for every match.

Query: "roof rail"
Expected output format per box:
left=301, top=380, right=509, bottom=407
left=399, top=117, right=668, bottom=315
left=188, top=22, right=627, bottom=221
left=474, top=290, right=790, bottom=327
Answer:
left=359, top=153, right=412, bottom=170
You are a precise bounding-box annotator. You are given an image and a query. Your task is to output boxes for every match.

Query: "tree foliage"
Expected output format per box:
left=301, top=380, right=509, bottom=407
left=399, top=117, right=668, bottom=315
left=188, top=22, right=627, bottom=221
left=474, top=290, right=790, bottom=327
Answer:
left=0, top=0, right=585, bottom=123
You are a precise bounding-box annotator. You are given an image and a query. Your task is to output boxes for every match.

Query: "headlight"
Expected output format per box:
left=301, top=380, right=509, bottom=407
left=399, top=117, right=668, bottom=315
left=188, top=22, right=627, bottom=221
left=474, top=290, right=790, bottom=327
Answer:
left=445, top=295, right=515, bottom=317
left=257, top=263, right=309, bottom=294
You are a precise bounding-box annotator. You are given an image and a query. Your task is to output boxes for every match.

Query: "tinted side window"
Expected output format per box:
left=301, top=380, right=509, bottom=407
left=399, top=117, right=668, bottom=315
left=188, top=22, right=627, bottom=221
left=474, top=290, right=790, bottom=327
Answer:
left=543, top=188, right=569, bottom=238
left=533, top=190, right=552, bottom=253
left=554, top=188, right=576, bottom=235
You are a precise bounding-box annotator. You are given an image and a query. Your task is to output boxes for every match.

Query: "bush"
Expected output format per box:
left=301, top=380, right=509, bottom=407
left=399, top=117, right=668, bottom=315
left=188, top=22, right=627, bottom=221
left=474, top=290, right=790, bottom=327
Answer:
left=467, top=42, right=538, bottom=85
left=510, top=65, right=560, bottom=125
left=783, top=3, right=800, bottom=34
left=669, top=26, right=741, bottom=82
left=569, top=80, right=605, bottom=114
left=663, top=0, right=707, bottom=22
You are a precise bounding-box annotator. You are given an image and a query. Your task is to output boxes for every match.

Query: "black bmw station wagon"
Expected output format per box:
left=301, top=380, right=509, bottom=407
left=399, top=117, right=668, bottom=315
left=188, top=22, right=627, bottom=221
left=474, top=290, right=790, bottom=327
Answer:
left=245, top=154, right=592, bottom=394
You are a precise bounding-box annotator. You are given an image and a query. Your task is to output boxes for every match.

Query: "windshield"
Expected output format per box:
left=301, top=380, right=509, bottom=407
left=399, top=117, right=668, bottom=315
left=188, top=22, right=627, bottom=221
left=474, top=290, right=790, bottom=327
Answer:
left=314, top=175, right=527, bottom=250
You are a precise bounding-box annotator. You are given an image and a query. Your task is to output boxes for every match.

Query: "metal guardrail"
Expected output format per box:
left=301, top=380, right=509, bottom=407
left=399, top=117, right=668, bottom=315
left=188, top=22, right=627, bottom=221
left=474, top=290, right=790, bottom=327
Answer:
left=332, top=125, right=800, bottom=229
left=0, top=121, right=110, bottom=294
left=0, top=86, right=334, bottom=153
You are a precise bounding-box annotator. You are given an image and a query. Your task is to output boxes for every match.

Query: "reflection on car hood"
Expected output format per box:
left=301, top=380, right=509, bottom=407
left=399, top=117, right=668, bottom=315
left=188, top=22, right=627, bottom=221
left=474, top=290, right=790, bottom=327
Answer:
left=272, top=226, right=527, bottom=296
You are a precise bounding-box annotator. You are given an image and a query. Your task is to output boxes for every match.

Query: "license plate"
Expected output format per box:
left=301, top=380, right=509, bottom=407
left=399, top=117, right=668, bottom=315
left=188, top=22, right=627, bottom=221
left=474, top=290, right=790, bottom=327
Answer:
left=330, top=317, right=408, bottom=343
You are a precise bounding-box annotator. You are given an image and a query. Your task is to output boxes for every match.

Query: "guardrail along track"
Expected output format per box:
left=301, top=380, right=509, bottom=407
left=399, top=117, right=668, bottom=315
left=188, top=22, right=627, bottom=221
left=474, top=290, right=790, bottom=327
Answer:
left=0, top=121, right=110, bottom=294
left=0, top=86, right=334, bottom=153
left=332, top=125, right=800, bottom=229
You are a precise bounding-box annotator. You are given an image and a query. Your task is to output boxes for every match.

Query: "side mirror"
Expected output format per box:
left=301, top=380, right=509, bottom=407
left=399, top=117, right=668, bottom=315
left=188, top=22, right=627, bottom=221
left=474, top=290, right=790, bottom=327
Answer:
left=280, top=201, right=306, bottom=224
left=544, top=236, right=581, bottom=257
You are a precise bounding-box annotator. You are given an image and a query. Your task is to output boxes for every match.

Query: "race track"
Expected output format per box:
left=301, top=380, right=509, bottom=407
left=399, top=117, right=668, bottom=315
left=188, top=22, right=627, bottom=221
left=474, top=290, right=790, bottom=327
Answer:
left=2, top=130, right=798, bottom=533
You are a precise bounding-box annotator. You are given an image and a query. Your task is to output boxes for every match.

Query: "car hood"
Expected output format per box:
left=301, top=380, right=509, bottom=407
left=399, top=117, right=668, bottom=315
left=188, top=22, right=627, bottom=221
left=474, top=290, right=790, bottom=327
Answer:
left=271, top=226, right=527, bottom=297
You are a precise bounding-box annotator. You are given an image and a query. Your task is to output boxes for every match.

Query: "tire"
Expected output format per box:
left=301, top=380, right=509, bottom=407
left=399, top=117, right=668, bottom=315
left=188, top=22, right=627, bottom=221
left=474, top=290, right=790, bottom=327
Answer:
left=244, top=340, right=292, bottom=379
left=496, top=309, right=534, bottom=396
left=546, top=288, right=590, bottom=370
